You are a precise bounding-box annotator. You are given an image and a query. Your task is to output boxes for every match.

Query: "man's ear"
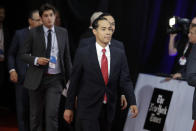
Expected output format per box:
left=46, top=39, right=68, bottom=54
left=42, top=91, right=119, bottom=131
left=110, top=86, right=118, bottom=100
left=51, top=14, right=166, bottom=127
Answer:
left=92, top=29, right=96, bottom=35
left=28, top=18, right=32, bottom=26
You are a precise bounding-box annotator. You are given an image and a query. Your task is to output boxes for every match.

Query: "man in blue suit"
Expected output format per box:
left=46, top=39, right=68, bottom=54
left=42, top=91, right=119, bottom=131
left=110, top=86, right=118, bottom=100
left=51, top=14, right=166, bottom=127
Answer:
left=7, top=9, right=42, bottom=131
left=78, top=13, right=135, bottom=131
left=64, top=16, right=138, bottom=131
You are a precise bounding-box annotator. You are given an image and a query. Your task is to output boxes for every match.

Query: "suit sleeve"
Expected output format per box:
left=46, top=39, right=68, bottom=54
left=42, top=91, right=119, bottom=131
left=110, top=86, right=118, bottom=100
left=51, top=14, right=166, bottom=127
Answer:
left=186, top=51, right=196, bottom=87
left=119, top=42, right=134, bottom=103
left=119, top=52, right=136, bottom=105
left=19, top=31, right=36, bottom=65
left=64, top=30, right=72, bottom=81
left=8, top=31, right=19, bottom=71
left=119, top=41, right=125, bottom=51
left=65, top=49, right=83, bottom=110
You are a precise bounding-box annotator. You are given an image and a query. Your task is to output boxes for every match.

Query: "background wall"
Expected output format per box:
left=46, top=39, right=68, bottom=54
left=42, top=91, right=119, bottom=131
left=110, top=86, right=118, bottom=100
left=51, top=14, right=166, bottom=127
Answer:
left=1, top=0, right=196, bottom=83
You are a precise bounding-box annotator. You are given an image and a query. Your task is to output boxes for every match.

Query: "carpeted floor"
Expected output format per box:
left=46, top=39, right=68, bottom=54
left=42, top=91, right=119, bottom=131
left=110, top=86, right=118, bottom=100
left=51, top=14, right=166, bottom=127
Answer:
left=0, top=107, right=18, bottom=131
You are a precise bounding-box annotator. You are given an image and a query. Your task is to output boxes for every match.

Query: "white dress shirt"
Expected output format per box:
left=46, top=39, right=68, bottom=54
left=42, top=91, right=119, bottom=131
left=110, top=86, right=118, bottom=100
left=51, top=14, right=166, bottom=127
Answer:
left=95, top=42, right=110, bottom=76
left=34, top=25, right=61, bottom=74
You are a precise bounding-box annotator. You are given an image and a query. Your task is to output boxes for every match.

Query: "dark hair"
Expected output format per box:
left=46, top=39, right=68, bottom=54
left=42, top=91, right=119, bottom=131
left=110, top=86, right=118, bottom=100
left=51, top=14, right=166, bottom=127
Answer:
left=92, top=17, right=107, bottom=29
left=28, top=9, right=39, bottom=19
left=39, top=3, right=56, bottom=17
left=99, top=12, right=112, bottom=18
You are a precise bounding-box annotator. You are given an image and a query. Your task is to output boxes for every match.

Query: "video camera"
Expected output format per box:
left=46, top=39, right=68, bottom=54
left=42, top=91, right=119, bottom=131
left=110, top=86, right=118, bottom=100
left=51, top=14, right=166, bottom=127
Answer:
left=167, top=16, right=190, bottom=35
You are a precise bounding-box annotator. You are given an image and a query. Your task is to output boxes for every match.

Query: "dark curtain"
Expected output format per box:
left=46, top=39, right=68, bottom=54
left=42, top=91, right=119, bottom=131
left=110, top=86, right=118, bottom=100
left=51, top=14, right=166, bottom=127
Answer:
left=1, top=0, right=196, bottom=83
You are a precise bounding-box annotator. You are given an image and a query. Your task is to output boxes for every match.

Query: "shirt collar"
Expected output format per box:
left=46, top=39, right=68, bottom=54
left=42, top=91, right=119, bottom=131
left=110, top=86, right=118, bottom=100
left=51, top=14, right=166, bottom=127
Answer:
left=43, top=25, right=55, bottom=33
left=96, top=42, right=110, bottom=54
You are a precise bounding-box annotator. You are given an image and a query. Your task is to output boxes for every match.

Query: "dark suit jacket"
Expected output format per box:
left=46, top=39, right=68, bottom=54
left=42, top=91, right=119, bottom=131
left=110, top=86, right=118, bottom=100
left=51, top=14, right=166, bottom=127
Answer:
left=66, top=42, right=135, bottom=122
left=20, top=25, right=72, bottom=90
left=78, top=36, right=136, bottom=105
left=186, top=44, right=196, bottom=119
left=8, top=28, right=29, bottom=83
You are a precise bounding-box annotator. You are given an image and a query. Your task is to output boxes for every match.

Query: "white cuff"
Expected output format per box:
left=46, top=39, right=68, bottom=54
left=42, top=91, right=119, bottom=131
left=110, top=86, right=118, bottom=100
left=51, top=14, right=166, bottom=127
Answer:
left=34, top=57, right=39, bottom=66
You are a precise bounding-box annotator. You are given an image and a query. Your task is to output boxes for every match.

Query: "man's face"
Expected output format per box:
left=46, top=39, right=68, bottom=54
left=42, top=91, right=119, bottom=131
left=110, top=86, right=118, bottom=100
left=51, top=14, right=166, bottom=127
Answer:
left=104, top=15, right=115, bottom=33
left=41, top=10, right=55, bottom=28
left=188, top=27, right=196, bottom=44
left=93, top=20, right=113, bottom=45
left=54, top=11, right=61, bottom=26
left=29, top=12, right=42, bottom=28
left=0, top=8, right=5, bottom=23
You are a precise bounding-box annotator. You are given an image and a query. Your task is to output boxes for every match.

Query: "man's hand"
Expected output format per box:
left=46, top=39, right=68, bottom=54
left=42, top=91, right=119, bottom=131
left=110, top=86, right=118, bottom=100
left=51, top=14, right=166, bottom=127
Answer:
left=37, top=57, right=49, bottom=65
left=64, top=109, right=74, bottom=124
left=170, top=34, right=177, bottom=39
left=121, top=95, right=127, bottom=110
left=129, top=105, right=138, bottom=118
left=10, top=71, right=18, bottom=83
left=171, top=73, right=182, bottom=79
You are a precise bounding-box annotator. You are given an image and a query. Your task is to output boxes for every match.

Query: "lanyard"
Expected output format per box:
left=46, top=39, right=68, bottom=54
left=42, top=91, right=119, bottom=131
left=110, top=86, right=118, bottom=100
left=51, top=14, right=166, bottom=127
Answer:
left=182, top=42, right=189, bottom=56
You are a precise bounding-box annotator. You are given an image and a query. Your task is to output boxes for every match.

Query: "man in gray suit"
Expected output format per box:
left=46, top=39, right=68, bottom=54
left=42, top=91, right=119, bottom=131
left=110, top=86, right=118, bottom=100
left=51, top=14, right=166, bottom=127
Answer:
left=186, top=23, right=196, bottom=130
left=20, top=3, right=72, bottom=131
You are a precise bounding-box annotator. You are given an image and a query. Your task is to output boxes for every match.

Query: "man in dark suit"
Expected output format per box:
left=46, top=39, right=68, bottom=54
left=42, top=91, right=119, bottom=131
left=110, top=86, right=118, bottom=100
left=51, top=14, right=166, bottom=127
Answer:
left=20, top=4, right=72, bottom=131
left=8, top=10, right=42, bottom=131
left=64, top=17, right=138, bottom=131
left=78, top=13, right=134, bottom=131
left=186, top=24, right=196, bottom=131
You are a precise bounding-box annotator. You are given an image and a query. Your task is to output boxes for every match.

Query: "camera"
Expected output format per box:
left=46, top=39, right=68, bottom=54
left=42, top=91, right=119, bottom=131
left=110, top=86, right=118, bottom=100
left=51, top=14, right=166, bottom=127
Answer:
left=167, top=16, right=190, bottom=34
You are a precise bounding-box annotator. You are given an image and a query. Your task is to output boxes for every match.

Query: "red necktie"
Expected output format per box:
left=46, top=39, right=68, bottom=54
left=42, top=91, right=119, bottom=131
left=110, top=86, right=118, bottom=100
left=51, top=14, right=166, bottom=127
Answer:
left=101, top=49, right=108, bottom=103
left=192, top=120, right=196, bottom=131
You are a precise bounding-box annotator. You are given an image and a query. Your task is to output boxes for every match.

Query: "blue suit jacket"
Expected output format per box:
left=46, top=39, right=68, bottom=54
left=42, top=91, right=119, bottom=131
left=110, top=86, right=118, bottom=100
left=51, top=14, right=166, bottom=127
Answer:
left=66, top=40, right=136, bottom=122
left=8, top=28, right=29, bottom=83
left=78, top=36, right=136, bottom=105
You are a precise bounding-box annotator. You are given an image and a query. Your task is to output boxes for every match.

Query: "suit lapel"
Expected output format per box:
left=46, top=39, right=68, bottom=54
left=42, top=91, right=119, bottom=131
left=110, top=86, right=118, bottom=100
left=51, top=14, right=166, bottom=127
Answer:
left=108, top=46, right=115, bottom=84
left=38, top=26, right=46, bottom=51
left=89, top=43, right=105, bottom=85
left=55, top=26, right=63, bottom=55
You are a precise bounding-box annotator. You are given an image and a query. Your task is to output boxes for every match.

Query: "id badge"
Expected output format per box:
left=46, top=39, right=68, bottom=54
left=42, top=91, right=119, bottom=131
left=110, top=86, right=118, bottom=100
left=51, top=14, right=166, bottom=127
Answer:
left=179, top=56, right=186, bottom=65
left=49, top=56, right=57, bottom=69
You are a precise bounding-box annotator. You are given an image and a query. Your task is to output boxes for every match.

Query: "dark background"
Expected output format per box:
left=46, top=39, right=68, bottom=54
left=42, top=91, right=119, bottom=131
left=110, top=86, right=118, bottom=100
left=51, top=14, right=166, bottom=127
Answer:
left=1, top=0, right=196, bottom=83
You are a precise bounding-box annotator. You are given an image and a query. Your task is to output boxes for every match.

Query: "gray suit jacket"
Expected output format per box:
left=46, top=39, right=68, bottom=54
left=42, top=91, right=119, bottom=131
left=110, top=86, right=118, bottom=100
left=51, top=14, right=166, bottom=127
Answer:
left=186, top=44, right=196, bottom=119
left=20, top=25, right=72, bottom=90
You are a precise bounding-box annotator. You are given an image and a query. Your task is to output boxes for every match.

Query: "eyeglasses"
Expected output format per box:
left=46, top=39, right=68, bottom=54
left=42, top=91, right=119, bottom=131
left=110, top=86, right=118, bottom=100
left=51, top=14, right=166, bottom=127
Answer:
left=32, top=18, right=41, bottom=22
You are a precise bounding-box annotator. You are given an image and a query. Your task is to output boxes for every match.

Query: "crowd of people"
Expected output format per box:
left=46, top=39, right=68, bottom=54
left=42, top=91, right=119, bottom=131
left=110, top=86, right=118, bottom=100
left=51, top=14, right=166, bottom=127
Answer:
left=0, top=3, right=137, bottom=131
left=1, top=2, right=196, bottom=131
